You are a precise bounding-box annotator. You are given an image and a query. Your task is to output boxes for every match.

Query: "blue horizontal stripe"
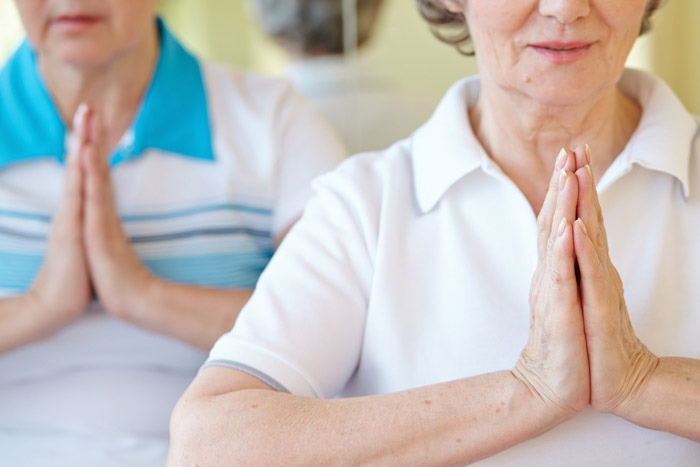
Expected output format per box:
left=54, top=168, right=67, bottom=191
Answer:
left=0, top=226, right=271, bottom=243
left=0, top=252, right=43, bottom=291
left=121, top=203, right=273, bottom=221
left=143, top=251, right=273, bottom=289
left=0, top=208, right=51, bottom=222
left=130, top=227, right=271, bottom=243
left=0, top=250, right=273, bottom=292
left=0, top=203, right=272, bottom=224
left=0, top=226, right=45, bottom=241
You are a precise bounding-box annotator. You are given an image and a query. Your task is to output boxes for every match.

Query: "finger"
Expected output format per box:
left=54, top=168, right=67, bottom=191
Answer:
left=572, top=145, right=590, bottom=171
left=548, top=165, right=578, bottom=249
left=82, top=111, right=120, bottom=242
left=56, top=105, right=90, bottom=226
left=68, top=103, right=89, bottom=152
left=82, top=111, right=111, bottom=204
left=550, top=218, right=579, bottom=310
left=575, top=163, right=608, bottom=260
left=537, top=148, right=572, bottom=258
left=573, top=219, right=607, bottom=321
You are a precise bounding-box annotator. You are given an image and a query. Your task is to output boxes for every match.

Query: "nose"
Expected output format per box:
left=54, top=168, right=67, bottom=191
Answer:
left=539, top=0, right=591, bottom=25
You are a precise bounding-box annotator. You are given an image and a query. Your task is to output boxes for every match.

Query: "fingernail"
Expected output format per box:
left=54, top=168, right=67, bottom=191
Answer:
left=73, top=103, right=88, bottom=131
left=584, top=144, right=591, bottom=164
left=555, top=148, right=567, bottom=170
left=559, top=169, right=567, bottom=192
left=576, top=218, right=588, bottom=235
left=558, top=218, right=567, bottom=237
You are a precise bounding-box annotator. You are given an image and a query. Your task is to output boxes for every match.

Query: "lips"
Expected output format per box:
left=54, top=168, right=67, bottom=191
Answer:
left=53, top=14, right=102, bottom=33
left=529, top=41, right=595, bottom=64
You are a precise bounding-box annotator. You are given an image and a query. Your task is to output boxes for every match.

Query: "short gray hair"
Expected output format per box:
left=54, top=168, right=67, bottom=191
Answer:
left=415, top=0, right=667, bottom=56
left=250, top=0, right=385, bottom=54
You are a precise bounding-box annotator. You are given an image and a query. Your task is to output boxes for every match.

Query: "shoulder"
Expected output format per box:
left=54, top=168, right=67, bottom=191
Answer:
left=199, top=59, right=299, bottom=118
left=312, top=139, right=415, bottom=214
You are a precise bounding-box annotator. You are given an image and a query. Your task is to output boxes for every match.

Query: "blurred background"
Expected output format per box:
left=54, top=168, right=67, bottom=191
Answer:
left=1, top=0, right=699, bottom=114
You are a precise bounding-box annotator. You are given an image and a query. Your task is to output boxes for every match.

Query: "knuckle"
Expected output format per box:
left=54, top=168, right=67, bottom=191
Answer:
left=549, top=268, right=565, bottom=286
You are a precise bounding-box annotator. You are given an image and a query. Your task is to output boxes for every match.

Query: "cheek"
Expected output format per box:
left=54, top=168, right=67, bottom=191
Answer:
left=108, top=0, right=158, bottom=38
left=467, top=1, right=534, bottom=68
left=14, top=1, right=47, bottom=46
left=601, top=7, right=647, bottom=67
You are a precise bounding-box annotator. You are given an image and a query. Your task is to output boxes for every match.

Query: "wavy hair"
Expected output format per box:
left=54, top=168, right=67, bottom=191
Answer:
left=251, top=0, right=385, bottom=55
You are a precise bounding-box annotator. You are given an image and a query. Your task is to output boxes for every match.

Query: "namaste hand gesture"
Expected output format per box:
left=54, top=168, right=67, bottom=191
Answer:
left=16, top=105, right=249, bottom=352
left=514, top=145, right=658, bottom=420
left=28, top=104, right=156, bottom=326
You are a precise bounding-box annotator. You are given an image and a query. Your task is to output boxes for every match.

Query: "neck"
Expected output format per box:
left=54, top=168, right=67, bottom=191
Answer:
left=39, top=24, right=159, bottom=153
left=469, top=77, right=641, bottom=214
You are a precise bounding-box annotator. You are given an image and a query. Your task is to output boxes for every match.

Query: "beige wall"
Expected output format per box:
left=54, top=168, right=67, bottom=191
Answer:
left=645, top=0, right=700, bottom=113
left=159, top=0, right=699, bottom=113
left=1, top=0, right=699, bottom=113
left=0, top=0, right=23, bottom=60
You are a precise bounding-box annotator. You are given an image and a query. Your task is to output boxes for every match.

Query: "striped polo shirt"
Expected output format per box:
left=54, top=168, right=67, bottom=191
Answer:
left=0, top=19, right=345, bottom=466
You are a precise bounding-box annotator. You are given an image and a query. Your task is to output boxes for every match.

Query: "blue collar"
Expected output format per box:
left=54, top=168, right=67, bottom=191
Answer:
left=0, top=18, right=214, bottom=170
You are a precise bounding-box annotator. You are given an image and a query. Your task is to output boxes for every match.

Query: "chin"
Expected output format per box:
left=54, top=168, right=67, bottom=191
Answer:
left=517, top=69, right=615, bottom=108
left=47, top=45, right=114, bottom=69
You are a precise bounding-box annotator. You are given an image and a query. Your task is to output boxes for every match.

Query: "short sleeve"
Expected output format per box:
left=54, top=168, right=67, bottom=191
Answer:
left=270, top=85, right=348, bottom=241
left=206, top=158, right=380, bottom=398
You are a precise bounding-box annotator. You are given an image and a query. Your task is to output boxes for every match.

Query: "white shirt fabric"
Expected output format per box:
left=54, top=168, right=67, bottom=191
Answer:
left=207, top=69, right=700, bottom=465
left=0, top=27, right=345, bottom=467
left=286, top=55, right=436, bottom=155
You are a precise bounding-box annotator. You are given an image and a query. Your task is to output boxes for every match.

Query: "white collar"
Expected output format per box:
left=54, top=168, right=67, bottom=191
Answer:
left=410, top=75, right=486, bottom=214
left=410, top=69, right=698, bottom=214
left=610, top=68, right=698, bottom=198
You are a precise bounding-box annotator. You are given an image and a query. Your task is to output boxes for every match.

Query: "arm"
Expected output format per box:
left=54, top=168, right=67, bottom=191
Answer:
left=113, top=279, right=253, bottom=351
left=168, top=150, right=590, bottom=465
left=617, top=357, right=700, bottom=441
left=169, top=368, right=567, bottom=467
left=0, top=106, right=92, bottom=353
left=0, top=293, right=82, bottom=353
left=573, top=145, right=700, bottom=441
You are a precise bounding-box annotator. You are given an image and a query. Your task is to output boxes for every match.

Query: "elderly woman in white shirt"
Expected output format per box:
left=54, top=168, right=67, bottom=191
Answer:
left=169, top=0, right=700, bottom=465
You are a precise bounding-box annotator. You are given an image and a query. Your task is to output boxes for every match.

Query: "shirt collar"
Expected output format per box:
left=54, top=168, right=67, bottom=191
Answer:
left=0, top=18, right=213, bottom=171
left=410, top=76, right=486, bottom=214
left=410, top=69, right=699, bottom=213
left=614, top=68, right=697, bottom=198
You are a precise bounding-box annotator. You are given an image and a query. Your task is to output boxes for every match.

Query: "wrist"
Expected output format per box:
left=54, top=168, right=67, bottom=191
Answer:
left=605, top=346, right=660, bottom=419
left=102, top=267, right=158, bottom=323
left=509, top=368, right=579, bottom=429
left=16, top=287, right=81, bottom=343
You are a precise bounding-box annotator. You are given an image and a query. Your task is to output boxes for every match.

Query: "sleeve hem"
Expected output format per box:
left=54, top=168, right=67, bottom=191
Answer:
left=201, top=360, right=290, bottom=393
left=205, top=339, right=321, bottom=398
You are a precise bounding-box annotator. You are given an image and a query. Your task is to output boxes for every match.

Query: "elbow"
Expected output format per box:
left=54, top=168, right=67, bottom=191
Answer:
left=168, top=393, right=207, bottom=466
left=168, top=389, right=275, bottom=466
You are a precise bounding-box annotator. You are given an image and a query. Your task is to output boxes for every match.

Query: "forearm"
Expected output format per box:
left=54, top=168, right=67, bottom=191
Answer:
left=0, top=292, right=76, bottom=353
left=126, top=278, right=252, bottom=350
left=169, top=369, right=569, bottom=466
left=616, top=357, right=700, bottom=441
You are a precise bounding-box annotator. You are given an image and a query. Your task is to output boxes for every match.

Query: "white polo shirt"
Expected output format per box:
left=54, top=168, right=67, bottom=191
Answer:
left=207, top=69, right=700, bottom=465
left=0, top=20, right=345, bottom=467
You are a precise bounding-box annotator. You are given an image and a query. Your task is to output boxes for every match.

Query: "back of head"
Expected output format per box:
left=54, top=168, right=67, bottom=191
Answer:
left=250, top=0, right=384, bottom=55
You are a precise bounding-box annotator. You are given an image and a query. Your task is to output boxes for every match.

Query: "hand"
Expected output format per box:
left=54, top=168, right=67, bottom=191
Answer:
left=79, top=107, right=157, bottom=322
left=572, top=145, right=658, bottom=416
left=26, top=105, right=92, bottom=326
left=513, top=148, right=589, bottom=418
